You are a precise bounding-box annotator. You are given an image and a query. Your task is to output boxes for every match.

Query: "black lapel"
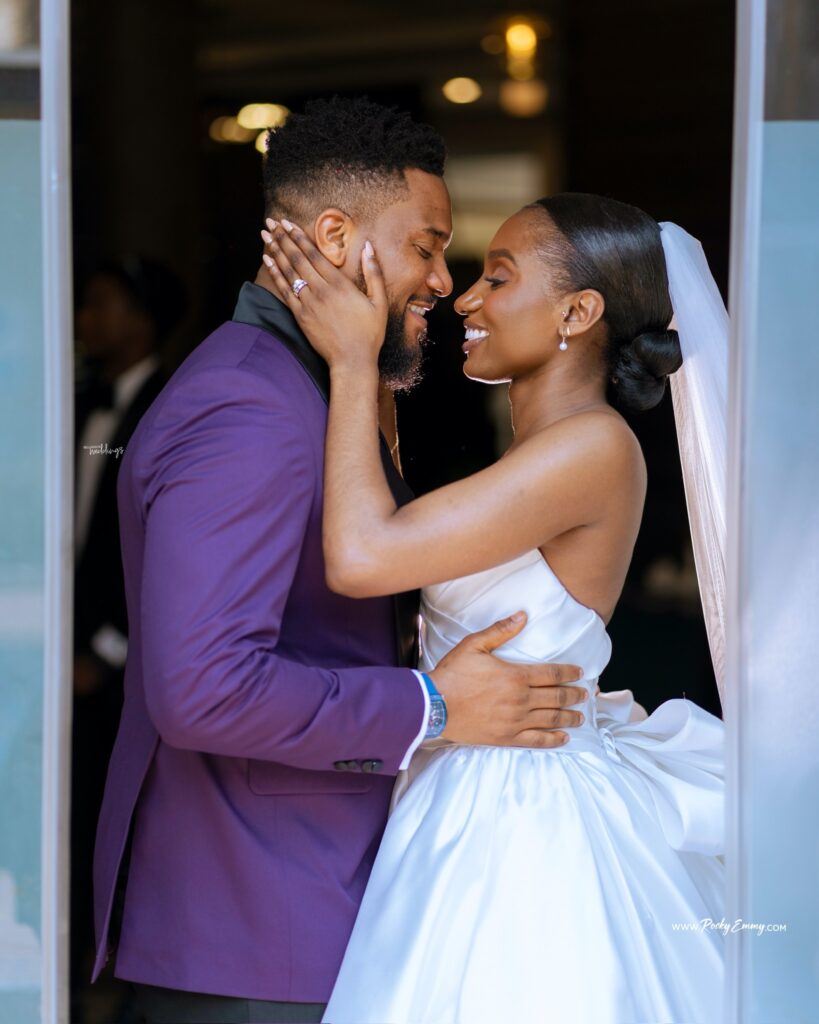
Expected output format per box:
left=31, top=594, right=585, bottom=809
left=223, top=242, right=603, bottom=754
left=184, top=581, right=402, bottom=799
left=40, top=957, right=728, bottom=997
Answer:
left=233, top=282, right=420, bottom=668
left=234, top=282, right=330, bottom=401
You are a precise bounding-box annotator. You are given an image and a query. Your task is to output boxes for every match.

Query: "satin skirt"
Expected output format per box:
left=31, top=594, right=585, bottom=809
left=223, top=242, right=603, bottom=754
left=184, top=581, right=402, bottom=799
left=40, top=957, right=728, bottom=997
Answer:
left=323, top=694, right=725, bottom=1024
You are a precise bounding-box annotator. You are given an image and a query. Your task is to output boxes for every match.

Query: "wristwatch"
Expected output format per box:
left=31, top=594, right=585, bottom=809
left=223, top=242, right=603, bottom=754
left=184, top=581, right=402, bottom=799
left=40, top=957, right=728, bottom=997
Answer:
left=420, top=672, right=448, bottom=740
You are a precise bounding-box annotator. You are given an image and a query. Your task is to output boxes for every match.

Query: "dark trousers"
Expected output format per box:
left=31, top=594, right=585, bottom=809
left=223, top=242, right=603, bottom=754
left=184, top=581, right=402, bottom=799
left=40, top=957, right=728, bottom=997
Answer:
left=132, top=983, right=326, bottom=1023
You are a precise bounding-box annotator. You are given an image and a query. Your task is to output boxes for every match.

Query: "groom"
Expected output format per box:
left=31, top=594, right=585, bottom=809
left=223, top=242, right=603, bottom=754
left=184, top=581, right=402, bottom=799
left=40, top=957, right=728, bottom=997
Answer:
left=92, top=97, right=587, bottom=1023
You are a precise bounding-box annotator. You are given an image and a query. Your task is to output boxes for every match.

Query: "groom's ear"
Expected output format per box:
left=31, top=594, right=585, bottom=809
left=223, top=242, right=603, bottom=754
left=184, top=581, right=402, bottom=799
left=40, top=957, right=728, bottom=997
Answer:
left=313, top=209, right=354, bottom=269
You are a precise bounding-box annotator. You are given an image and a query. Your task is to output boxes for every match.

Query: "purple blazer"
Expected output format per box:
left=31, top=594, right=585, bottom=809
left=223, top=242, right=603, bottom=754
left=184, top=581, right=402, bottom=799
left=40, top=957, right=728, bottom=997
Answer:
left=92, top=284, right=425, bottom=1002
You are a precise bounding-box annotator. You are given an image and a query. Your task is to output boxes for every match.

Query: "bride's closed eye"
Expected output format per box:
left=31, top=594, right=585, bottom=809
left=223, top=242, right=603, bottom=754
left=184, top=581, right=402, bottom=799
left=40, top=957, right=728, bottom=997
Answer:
left=484, top=276, right=506, bottom=288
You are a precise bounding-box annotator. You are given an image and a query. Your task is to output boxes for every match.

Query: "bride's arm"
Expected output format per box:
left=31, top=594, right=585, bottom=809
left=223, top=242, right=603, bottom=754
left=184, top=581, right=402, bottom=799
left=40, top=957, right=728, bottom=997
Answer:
left=321, top=366, right=632, bottom=596
left=263, top=221, right=640, bottom=597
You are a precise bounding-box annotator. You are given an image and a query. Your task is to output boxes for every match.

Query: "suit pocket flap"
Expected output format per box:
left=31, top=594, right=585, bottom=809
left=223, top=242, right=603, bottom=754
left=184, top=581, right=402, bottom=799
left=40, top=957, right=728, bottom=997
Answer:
left=247, top=759, right=373, bottom=795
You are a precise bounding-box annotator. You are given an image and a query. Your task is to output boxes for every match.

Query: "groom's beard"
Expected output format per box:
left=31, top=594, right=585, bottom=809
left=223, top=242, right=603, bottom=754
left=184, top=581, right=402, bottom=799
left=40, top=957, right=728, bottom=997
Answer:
left=355, top=269, right=428, bottom=393
left=378, top=305, right=428, bottom=393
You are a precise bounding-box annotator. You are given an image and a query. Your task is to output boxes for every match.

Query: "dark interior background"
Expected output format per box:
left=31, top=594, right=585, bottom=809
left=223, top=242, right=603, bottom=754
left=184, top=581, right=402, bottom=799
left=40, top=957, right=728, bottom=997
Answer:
left=70, top=2, right=734, bottom=1014
left=72, top=0, right=734, bottom=710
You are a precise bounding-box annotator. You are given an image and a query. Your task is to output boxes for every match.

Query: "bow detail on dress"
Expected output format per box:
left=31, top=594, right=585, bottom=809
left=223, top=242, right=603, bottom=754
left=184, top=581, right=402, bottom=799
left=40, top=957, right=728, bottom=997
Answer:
left=594, top=689, right=725, bottom=855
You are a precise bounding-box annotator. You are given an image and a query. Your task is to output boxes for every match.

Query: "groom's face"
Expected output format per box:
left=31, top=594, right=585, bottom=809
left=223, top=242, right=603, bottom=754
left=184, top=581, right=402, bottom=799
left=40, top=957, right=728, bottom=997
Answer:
left=361, top=169, right=454, bottom=390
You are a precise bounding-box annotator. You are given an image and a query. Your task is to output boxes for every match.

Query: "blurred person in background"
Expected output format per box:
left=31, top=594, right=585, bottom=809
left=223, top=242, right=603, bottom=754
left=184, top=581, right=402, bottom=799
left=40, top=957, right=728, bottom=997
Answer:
left=72, top=255, right=185, bottom=1022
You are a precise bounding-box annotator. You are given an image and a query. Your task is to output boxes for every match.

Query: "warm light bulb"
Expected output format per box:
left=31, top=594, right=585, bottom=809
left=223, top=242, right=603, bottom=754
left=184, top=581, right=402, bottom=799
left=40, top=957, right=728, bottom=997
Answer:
left=442, top=77, right=482, bottom=104
left=208, top=117, right=228, bottom=142
left=237, top=103, right=289, bottom=130
left=505, top=21, right=537, bottom=56
left=508, top=57, right=536, bottom=81
left=209, top=116, right=256, bottom=144
left=499, top=79, right=549, bottom=118
left=255, top=130, right=269, bottom=154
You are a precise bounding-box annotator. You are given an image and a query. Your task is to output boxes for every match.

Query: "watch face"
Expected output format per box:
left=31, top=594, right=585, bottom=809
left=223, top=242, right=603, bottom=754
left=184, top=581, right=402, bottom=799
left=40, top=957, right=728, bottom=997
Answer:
left=427, top=695, right=447, bottom=737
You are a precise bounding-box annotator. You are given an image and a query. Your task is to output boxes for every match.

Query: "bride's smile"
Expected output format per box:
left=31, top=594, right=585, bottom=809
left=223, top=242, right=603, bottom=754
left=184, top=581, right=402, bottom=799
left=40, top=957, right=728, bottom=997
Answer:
left=461, top=320, right=489, bottom=354
left=454, top=210, right=585, bottom=387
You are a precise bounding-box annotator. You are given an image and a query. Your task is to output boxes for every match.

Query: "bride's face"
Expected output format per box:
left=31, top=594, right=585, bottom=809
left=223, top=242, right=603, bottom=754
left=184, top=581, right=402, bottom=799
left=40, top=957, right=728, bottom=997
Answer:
left=454, top=210, right=566, bottom=384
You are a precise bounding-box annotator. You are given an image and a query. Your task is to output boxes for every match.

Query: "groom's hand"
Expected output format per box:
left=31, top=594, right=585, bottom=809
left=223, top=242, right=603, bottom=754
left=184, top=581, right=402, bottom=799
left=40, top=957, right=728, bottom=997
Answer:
left=428, top=612, right=587, bottom=749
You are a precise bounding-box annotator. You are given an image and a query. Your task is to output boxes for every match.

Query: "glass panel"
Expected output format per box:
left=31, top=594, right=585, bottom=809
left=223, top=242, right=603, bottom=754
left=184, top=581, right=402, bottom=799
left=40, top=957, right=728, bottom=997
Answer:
left=729, top=0, right=819, bottom=1019
left=0, top=119, right=45, bottom=1024
left=1, top=1, right=71, bottom=1020
left=739, top=118, right=819, bottom=1022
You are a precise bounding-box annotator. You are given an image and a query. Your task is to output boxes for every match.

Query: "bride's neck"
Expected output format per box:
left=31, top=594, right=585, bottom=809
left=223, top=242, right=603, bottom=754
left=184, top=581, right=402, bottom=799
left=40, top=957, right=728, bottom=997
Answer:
left=508, top=361, right=609, bottom=444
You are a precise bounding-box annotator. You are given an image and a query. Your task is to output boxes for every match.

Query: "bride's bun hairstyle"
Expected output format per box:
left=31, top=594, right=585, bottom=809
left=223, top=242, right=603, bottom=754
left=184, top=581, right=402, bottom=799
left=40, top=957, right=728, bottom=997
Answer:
left=527, top=193, right=682, bottom=412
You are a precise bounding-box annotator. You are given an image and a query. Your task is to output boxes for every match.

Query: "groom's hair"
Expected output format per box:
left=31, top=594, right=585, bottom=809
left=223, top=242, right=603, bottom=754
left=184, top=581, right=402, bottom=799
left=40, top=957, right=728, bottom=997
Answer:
left=262, top=96, right=446, bottom=225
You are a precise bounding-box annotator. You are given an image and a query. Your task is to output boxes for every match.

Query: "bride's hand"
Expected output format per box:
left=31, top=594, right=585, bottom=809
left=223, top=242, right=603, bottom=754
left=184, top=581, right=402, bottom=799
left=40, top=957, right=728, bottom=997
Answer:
left=261, top=219, right=387, bottom=371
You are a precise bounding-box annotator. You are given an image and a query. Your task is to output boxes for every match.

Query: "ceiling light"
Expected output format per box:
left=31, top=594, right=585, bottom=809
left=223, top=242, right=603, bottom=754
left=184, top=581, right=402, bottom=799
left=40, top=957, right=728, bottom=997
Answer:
left=499, top=79, right=549, bottom=118
left=442, top=77, right=482, bottom=104
left=505, top=21, right=537, bottom=57
left=209, top=116, right=257, bottom=144
left=237, top=103, right=289, bottom=130
left=508, top=57, right=536, bottom=81
left=255, top=130, right=269, bottom=154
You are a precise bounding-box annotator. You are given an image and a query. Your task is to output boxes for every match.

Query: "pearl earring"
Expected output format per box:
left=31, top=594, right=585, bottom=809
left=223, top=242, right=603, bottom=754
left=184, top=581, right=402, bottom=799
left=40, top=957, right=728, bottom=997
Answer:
left=559, top=311, right=570, bottom=351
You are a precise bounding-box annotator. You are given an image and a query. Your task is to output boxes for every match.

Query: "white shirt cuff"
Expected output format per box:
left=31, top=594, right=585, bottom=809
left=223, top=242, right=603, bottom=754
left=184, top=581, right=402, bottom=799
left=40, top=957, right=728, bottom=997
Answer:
left=398, top=670, right=430, bottom=770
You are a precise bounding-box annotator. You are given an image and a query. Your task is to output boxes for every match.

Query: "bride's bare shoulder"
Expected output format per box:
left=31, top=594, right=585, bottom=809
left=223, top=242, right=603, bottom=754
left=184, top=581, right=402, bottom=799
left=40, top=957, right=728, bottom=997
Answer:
left=521, top=407, right=645, bottom=480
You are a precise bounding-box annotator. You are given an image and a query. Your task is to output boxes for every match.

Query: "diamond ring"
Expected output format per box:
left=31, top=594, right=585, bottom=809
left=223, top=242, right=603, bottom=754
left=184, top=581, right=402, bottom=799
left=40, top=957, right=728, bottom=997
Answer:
left=291, top=278, right=309, bottom=297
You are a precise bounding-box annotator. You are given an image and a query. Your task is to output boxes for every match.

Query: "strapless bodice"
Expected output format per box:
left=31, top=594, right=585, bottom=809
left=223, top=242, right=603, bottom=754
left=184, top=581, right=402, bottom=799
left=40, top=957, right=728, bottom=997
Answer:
left=419, top=548, right=614, bottom=753
left=415, top=549, right=724, bottom=859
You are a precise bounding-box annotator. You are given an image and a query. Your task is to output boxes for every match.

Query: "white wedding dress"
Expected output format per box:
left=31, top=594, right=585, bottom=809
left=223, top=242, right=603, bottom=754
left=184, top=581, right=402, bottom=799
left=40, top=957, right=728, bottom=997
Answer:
left=323, top=549, right=725, bottom=1024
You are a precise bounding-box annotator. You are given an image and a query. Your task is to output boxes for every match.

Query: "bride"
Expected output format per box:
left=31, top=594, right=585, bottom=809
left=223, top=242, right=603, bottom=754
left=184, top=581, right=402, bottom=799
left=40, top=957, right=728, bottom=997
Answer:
left=263, top=193, right=726, bottom=1024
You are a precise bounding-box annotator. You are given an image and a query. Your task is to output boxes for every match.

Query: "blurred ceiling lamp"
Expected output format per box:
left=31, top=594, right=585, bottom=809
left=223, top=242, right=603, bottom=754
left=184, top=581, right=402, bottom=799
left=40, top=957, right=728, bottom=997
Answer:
left=255, top=130, right=269, bottom=154
left=508, top=56, right=535, bottom=81
left=499, top=78, right=549, bottom=118
left=481, top=34, right=505, bottom=55
left=209, top=116, right=256, bottom=144
left=442, top=77, right=482, bottom=104
left=505, top=21, right=537, bottom=57
left=505, top=18, right=537, bottom=82
left=237, top=103, right=289, bottom=130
